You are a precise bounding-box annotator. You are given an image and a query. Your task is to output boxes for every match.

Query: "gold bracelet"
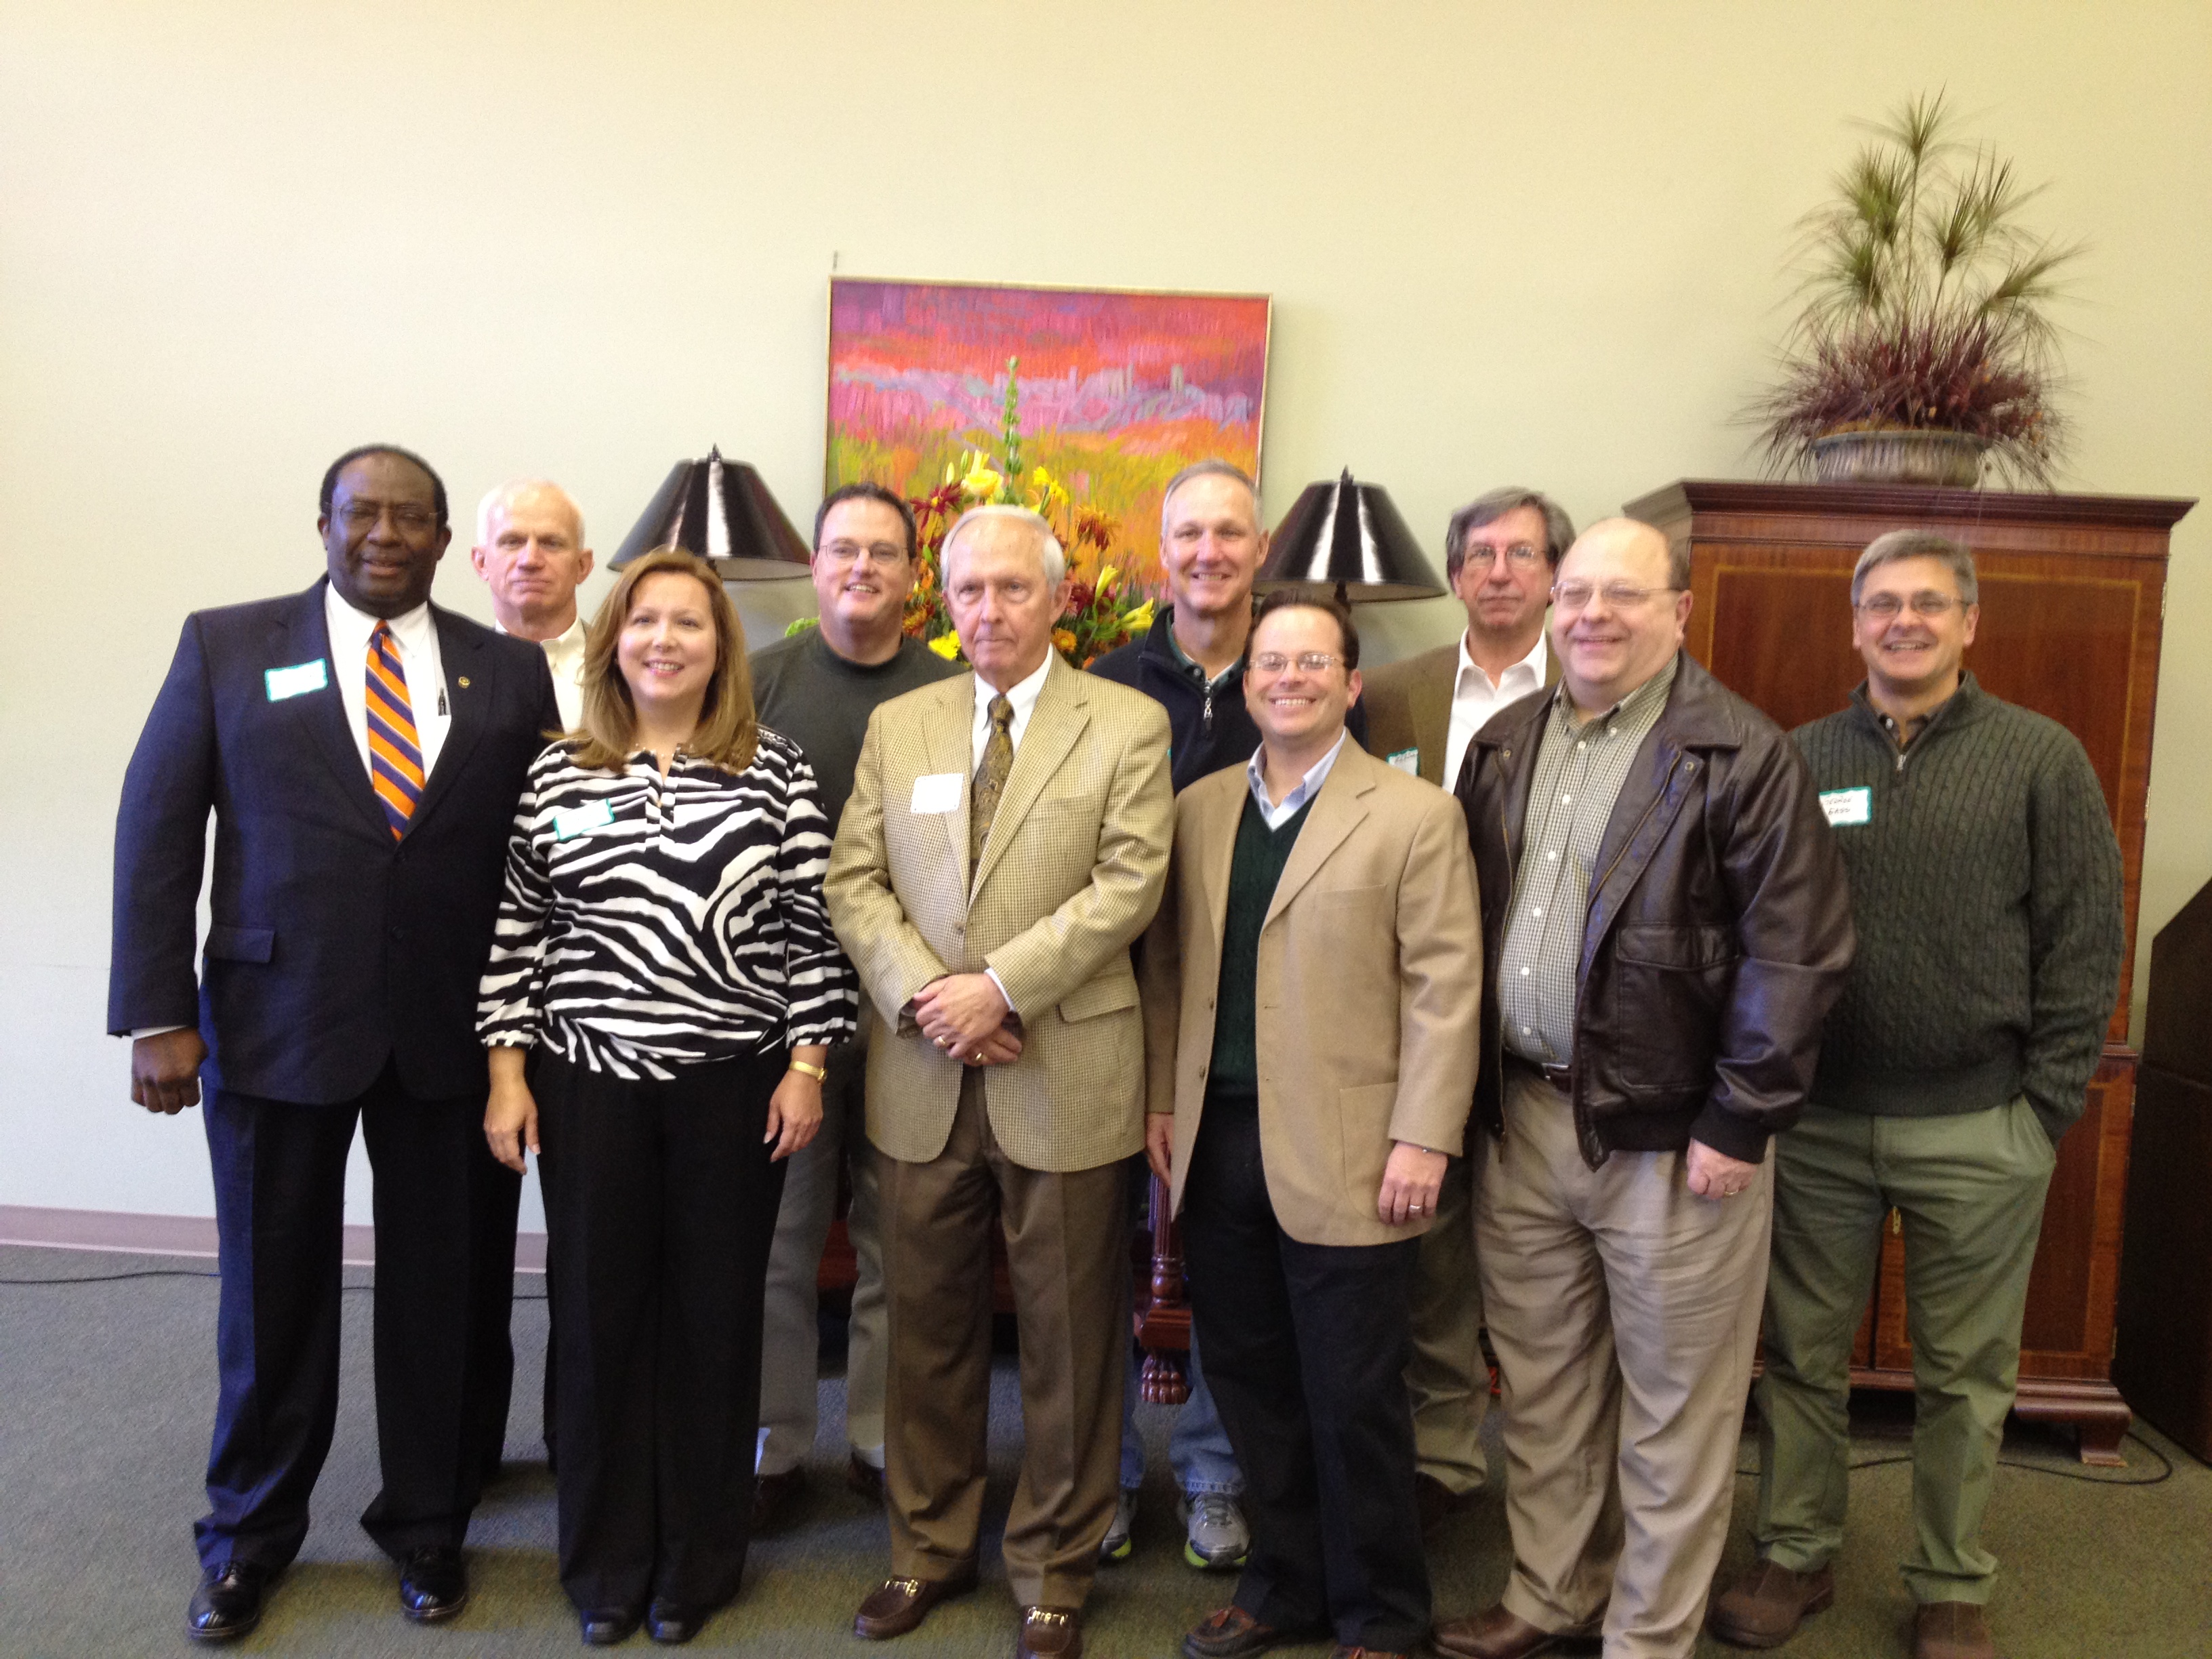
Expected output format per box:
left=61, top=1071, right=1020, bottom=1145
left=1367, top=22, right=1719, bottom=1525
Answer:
left=787, top=1058, right=828, bottom=1082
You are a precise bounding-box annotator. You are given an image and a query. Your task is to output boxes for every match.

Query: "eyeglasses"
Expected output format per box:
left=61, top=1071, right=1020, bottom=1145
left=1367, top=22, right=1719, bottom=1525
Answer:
left=1467, top=542, right=1544, bottom=569
left=1251, top=651, right=1346, bottom=676
left=818, top=539, right=909, bottom=569
left=337, top=500, right=438, bottom=533
left=1854, top=592, right=1964, bottom=619
left=1551, top=580, right=1679, bottom=611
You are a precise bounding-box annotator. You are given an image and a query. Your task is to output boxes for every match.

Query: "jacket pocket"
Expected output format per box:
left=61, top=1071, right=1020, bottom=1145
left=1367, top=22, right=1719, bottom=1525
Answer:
left=1612, top=924, right=1737, bottom=1091
left=203, top=924, right=275, bottom=964
left=1058, top=975, right=1139, bottom=1023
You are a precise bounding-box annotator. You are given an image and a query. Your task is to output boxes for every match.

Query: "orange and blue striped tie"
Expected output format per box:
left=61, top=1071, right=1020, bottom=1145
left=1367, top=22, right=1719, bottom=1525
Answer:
left=365, top=621, right=424, bottom=838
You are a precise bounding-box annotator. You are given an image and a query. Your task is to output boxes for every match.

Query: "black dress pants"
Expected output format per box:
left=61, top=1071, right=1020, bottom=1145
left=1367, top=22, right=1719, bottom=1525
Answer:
left=198, top=1062, right=487, bottom=1571
left=466, top=1131, right=523, bottom=1478
left=1180, top=1093, right=1429, bottom=1652
left=536, top=1044, right=787, bottom=1616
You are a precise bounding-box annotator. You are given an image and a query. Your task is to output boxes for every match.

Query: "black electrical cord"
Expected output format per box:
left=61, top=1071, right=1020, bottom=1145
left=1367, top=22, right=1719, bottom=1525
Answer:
left=0, top=1269, right=547, bottom=1299
left=1737, top=1433, right=2176, bottom=1488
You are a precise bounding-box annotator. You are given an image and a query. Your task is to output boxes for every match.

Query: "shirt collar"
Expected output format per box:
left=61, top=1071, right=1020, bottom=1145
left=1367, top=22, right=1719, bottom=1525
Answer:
left=1456, top=628, right=1547, bottom=695
left=1549, top=651, right=1677, bottom=734
left=1245, top=729, right=1349, bottom=825
left=1162, top=609, right=1243, bottom=691
left=325, top=581, right=434, bottom=657
left=975, top=651, right=1053, bottom=722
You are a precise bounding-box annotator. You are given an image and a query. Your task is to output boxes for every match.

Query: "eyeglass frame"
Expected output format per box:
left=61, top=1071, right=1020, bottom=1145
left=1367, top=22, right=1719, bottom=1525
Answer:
left=1852, top=591, right=1968, bottom=619
left=1549, top=579, right=1685, bottom=611
left=814, top=538, right=912, bottom=569
left=1250, top=650, right=1349, bottom=676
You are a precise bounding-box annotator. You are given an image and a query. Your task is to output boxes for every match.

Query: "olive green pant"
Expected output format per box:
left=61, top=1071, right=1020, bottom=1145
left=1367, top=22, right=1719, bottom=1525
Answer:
left=1753, top=1098, right=2055, bottom=1605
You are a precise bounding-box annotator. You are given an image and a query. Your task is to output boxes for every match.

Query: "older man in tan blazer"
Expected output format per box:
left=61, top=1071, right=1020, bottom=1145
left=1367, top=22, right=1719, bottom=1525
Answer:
left=826, top=506, right=1172, bottom=1659
left=1141, top=592, right=1481, bottom=1659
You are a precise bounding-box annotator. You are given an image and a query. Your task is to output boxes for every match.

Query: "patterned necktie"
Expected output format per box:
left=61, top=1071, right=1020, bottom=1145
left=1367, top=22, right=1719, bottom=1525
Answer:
left=365, top=621, right=424, bottom=839
left=970, top=694, right=1014, bottom=863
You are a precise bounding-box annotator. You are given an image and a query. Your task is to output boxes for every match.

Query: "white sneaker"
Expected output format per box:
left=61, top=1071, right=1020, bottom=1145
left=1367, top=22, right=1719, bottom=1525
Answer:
left=1178, top=1490, right=1250, bottom=1570
left=1099, top=1487, right=1139, bottom=1563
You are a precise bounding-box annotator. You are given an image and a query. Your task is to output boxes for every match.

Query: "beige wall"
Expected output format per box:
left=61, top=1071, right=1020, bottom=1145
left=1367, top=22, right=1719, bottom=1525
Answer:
left=4, top=1, right=2206, bottom=1224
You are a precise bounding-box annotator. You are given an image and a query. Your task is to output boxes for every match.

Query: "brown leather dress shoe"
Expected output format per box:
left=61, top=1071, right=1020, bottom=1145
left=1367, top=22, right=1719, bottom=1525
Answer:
left=1415, top=1471, right=1479, bottom=1536
left=1183, top=1604, right=1322, bottom=1658
left=1431, top=1603, right=1603, bottom=1659
left=852, top=1571, right=977, bottom=1640
left=846, top=1450, right=886, bottom=1501
left=1329, top=1646, right=1416, bottom=1659
left=1017, top=1604, right=1083, bottom=1659
left=1913, top=1601, right=1999, bottom=1659
left=1708, top=1560, right=1835, bottom=1647
left=752, top=1466, right=805, bottom=1532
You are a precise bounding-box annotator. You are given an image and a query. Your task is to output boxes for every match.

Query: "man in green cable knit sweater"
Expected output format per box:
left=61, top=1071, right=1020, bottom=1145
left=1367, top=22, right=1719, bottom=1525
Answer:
left=1709, top=531, right=2124, bottom=1659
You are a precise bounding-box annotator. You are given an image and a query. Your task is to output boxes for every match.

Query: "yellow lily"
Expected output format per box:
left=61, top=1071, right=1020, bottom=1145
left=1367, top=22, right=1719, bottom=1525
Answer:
left=927, top=632, right=962, bottom=661
left=1124, top=598, right=1155, bottom=634
left=1097, top=565, right=1118, bottom=592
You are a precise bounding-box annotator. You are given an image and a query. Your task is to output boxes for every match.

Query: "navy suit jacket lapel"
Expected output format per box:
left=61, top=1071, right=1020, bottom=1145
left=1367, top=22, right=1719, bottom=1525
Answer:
left=409, top=607, right=488, bottom=836
left=276, top=580, right=389, bottom=837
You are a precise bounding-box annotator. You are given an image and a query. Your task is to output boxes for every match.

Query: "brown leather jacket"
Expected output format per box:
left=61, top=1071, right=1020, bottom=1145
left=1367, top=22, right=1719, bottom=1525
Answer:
left=1456, top=652, right=1854, bottom=1167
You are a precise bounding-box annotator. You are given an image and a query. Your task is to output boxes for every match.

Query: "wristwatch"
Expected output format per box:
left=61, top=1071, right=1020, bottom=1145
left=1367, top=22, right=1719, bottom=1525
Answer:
left=787, top=1058, right=828, bottom=1082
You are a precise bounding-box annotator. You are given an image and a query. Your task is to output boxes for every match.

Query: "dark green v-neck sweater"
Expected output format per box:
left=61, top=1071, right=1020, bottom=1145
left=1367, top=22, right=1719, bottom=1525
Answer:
left=1208, top=792, right=1317, bottom=1098
left=1790, top=675, right=2123, bottom=1143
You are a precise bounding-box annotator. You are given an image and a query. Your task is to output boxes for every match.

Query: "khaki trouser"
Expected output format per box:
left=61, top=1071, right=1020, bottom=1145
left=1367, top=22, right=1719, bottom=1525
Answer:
left=880, top=1068, right=1128, bottom=1610
left=1755, top=1097, right=2054, bottom=1605
left=1406, top=1153, right=1488, bottom=1495
left=1477, top=1069, right=1771, bottom=1659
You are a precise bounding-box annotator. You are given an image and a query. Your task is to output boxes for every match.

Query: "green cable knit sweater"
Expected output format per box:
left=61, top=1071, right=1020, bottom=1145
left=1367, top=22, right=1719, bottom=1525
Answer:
left=1790, top=674, right=2124, bottom=1143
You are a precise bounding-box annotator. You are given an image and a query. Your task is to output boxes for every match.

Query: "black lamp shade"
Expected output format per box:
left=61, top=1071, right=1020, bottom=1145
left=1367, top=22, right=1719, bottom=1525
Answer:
left=611, top=447, right=812, bottom=579
left=1258, top=469, right=1445, bottom=601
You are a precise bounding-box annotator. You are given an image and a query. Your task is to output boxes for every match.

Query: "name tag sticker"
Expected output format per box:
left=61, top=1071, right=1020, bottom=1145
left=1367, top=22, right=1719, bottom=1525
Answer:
left=1821, top=786, right=1872, bottom=827
left=552, top=798, right=615, bottom=840
left=910, top=773, right=964, bottom=815
left=264, top=659, right=329, bottom=701
left=1387, top=747, right=1420, bottom=775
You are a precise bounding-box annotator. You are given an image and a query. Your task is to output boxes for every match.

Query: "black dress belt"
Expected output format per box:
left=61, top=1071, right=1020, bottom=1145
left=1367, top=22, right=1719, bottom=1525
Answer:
left=1504, top=1052, right=1573, bottom=1091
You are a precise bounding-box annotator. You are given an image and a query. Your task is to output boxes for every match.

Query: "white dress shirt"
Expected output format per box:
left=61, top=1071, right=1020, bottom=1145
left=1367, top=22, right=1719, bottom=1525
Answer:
left=498, top=613, right=587, bottom=730
left=1245, top=730, right=1349, bottom=830
left=325, top=585, right=452, bottom=779
left=1443, top=629, right=1547, bottom=791
left=970, top=652, right=1053, bottom=770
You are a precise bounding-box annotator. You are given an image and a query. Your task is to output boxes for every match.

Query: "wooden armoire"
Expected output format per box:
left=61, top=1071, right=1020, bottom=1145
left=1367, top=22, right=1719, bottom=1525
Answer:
left=1625, top=478, right=2193, bottom=1462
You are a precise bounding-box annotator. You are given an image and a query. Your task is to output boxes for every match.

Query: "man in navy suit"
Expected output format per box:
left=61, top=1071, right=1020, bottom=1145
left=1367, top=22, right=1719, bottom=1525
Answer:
left=110, top=445, right=561, bottom=1641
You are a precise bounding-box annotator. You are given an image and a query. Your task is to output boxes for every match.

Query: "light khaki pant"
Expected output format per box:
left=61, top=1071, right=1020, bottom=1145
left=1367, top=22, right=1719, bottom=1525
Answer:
left=1477, top=1071, right=1770, bottom=1659
left=1407, top=1153, right=1488, bottom=1495
left=880, top=1069, right=1128, bottom=1610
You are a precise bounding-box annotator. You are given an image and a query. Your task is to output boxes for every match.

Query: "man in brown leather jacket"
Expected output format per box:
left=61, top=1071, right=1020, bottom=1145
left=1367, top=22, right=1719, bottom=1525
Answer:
left=1432, top=519, right=1853, bottom=1659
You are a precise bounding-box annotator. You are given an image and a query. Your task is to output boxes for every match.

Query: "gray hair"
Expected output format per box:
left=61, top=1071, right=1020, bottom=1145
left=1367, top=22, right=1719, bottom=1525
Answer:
left=475, top=478, right=587, bottom=549
left=943, top=504, right=1067, bottom=585
left=1851, top=529, right=1978, bottom=606
left=1443, top=487, right=1576, bottom=583
left=1160, top=459, right=1261, bottom=540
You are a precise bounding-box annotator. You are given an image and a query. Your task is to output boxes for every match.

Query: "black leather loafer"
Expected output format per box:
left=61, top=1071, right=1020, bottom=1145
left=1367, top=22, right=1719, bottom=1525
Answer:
left=646, top=1599, right=707, bottom=1644
left=186, top=1560, right=272, bottom=1642
left=397, top=1544, right=469, bottom=1622
left=581, top=1606, right=644, bottom=1645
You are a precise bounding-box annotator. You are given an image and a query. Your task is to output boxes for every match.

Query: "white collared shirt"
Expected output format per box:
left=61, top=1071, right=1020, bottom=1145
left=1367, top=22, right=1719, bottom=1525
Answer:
left=1245, top=730, right=1349, bottom=830
left=1443, top=630, right=1547, bottom=790
left=970, top=652, right=1052, bottom=771
left=325, top=583, right=451, bottom=779
left=497, top=613, right=587, bottom=730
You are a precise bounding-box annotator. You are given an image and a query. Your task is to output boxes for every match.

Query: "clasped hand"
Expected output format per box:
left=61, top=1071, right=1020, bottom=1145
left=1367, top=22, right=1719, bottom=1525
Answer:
left=914, top=972, right=1023, bottom=1066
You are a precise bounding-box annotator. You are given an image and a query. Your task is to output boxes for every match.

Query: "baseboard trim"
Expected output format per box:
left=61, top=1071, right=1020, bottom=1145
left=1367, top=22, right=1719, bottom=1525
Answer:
left=0, top=1205, right=547, bottom=1272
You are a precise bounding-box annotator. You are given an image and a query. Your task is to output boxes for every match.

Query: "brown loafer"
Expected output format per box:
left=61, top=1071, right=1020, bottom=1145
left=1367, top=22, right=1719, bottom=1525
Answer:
left=1708, top=1560, right=1835, bottom=1647
left=1017, top=1604, right=1083, bottom=1659
left=846, top=1450, right=886, bottom=1502
left=752, top=1466, right=805, bottom=1533
left=852, top=1570, right=977, bottom=1640
left=1183, top=1604, right=1324, bottom=1658
left=1912, top=1602, right=1998, bottom=1659
left=1415, top=1471, right=1479, bottom=1537
left=1431, top=1603, right=1603, bottom=1659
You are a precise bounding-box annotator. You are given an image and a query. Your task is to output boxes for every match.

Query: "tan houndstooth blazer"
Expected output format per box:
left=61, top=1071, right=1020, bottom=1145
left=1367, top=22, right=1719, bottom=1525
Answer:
left=824, top=653, right=1173, bottom=1173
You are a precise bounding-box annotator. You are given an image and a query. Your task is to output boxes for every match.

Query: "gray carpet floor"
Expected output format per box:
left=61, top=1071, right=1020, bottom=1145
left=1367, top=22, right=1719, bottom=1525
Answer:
left=1, top=1244, right=2206, bottom=1658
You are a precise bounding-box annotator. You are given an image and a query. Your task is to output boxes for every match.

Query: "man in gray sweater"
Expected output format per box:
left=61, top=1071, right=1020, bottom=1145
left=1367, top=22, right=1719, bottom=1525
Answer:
left=1710, top=531, right=2123, bottom=1659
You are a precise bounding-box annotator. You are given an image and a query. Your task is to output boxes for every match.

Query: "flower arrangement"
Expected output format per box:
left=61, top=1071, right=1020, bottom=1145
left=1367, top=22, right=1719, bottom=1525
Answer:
left=795, top=359, right=1158, bottom=669
left=1750, top=91, right=2082, bottom=487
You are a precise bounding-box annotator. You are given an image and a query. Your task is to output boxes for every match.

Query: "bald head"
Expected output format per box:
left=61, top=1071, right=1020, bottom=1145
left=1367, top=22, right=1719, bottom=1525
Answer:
left=1549, top=518, right=1692, bottom=715
left=472, top=479, right=594, bottom=640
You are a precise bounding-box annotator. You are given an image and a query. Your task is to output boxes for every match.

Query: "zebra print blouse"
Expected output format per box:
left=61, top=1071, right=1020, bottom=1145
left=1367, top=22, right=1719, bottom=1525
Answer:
left=476, top=731, right=859, bottom=1080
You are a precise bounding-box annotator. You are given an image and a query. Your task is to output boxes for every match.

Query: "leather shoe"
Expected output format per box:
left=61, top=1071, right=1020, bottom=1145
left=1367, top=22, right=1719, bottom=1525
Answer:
left=397, top=1545, right=468, bottom=1623
left=1017, top=1604, right=1083, bottom=1659
left=186, top=1560, right=271, bottom=1642
left=1431, top=1603, right=1603, bottom=1659
left=1330, top=1646, right=1416, bottom=1659
left=1415, top=1471, right=1479, bottom=1537
left=846, top=1449, right=886, bottom=1501
left=645, top=1598, right=708, bottom=1644
left=752, top=1465, right=806, bottom=1532
left=1913, top=1601, right=1998, bottom=1659
left=1183, top=1605, right=1324, bottom=1658
left=581, top=1606, right=644, bottom=1645
left=853, top=1570, right=978, bottom=1639
left=1708, top=1560, right=1835, bottom=1647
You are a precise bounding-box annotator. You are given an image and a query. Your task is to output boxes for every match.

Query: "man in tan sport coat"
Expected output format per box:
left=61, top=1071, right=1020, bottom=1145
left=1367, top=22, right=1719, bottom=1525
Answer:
left=825, top=506, right=1172, bottom=1659
left=1141, top=592, right=1481, bottom=1659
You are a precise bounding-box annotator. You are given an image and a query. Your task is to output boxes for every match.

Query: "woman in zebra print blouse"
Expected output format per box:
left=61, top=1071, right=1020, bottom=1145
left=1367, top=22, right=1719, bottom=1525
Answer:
left=479, top=546, right=858, bottom=1645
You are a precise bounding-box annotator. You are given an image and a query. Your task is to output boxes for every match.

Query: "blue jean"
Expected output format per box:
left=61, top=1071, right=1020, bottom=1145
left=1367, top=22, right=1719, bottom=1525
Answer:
left=1119, top=1325, right=1244, bottom=1495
